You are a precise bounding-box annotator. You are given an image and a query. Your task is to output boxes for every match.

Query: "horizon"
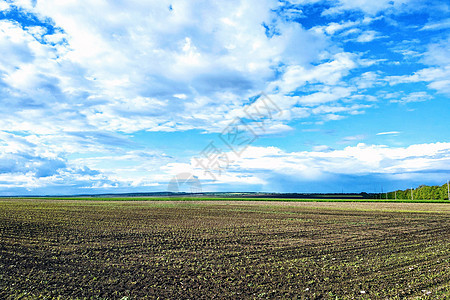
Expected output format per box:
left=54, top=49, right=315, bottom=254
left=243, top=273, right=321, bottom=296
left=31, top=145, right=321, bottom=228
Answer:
left=1, top=1, right=449, bottom=196
left=1, top=182, right=448, bottom=198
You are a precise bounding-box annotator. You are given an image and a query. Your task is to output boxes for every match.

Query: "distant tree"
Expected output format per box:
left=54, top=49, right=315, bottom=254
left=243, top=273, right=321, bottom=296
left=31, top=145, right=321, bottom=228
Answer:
left=388, top=183, right=449, bottom=200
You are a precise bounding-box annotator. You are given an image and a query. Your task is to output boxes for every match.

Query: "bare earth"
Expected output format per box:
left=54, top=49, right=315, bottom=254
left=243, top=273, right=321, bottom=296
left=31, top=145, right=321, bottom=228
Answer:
left=0, top=199, right=448, bottom=299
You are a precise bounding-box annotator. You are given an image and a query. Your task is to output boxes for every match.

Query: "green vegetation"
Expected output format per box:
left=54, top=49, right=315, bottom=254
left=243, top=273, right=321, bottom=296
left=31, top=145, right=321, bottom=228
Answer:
left=387, top=183, right=450, bottom=200
left=1, top=200, right=449, bottom=299
left=4, top=196, right=449, bottom=203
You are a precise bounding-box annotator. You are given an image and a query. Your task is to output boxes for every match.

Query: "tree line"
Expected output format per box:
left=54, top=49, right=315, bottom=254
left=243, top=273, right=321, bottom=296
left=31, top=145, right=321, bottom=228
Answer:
left=385, top=183, right=449, bottom=200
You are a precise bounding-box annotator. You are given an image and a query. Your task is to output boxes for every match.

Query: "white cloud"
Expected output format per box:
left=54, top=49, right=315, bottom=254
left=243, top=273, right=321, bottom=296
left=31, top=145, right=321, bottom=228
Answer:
left=0, top=129, right=175, bottom=191
left=311, top=103, right=371, bottom=114
left=376, top=131, right=400, bottom=135
left=296, top=86, right=354, bottom=106
left=388, top=69, right=450, bottom=95
left=25, top=26, right=47, bottom=39
left=386, top=38, right=450, bottom=95
left=182, top=142, right=450, bottom=186
left=312, top=145, right=334, bottom=152
left=312, top=20, right=359, bottom=35
left=352, top=71, right=384, bottom=89
left=272, top=52, right=358, bottom=93
left=1, top=0, right=344, bottom=135
left=1, top=0, right=448, bottom=194
left=173, top=93, right=188, bottom=100
left=391, top=91, right=433, bottom=104
left=321, top=113, right=346, bottom=121
left=312, top=17, right=384, bottom=42
left=354, top=30, right=386, bottom=43
left=322, top=0, right=412, bottom=15
left=0, top=1, right=10, bottom=11
left=0, top=0, right=387, bottom=140
left=420, top=18, right=450, bottom=31
left=339, top=134, right=367, bottom=144
left=422, top=38, right=450, bottom=66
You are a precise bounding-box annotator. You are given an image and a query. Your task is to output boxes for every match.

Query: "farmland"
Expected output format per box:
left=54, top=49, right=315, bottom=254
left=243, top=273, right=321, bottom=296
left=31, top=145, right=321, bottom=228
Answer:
left=0, top=199, right=449, bottom=299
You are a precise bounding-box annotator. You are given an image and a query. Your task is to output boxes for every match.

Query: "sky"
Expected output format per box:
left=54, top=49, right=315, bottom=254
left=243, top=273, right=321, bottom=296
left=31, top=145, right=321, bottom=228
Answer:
left=0, top=0, right=449, bottom=195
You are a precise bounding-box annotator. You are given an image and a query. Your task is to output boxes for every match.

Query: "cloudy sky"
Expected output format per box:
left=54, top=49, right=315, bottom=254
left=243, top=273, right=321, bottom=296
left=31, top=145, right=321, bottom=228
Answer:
left=0, top=0, right=449, bottom=195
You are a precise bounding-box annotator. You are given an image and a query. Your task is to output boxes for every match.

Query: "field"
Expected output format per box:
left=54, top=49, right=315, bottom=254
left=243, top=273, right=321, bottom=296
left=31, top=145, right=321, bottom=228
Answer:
left=25, top=197, right=450, bottom=203
left=0, top=199, right=449, bottom=299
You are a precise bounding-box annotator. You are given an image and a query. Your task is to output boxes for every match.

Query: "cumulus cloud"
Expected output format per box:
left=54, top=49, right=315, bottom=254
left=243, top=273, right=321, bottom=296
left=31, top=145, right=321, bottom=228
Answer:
left=0, top=131, right=117, bottom=193
left=0, top=0, right=394, bottom=154
left=0, top=0, right=448, bottom=194
left=0, top=129, right=173, bottom=193
left=182, top=143, right=450, bottom=191
left=1, top=0, right=393, bottom=138
left=0, top=0, right=353, bottom=136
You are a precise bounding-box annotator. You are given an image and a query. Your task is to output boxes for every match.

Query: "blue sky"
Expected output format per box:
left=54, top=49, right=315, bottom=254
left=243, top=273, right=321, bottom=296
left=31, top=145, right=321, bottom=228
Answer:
left=0, top=0, right=449, bottom=195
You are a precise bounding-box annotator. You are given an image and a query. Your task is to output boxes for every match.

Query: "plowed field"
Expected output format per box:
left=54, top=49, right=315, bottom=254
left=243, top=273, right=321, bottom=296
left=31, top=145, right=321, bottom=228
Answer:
left=1, top=200, right=449, bottom=299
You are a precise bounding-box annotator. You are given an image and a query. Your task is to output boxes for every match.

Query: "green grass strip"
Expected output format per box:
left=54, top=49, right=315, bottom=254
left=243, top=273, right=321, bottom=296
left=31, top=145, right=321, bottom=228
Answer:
left=2, top=197, right=448, bottom=203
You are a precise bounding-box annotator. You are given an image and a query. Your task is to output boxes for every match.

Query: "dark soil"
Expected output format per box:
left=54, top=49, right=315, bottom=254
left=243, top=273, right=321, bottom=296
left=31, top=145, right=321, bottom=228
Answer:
left=0, top=200, right=449, bottom=299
